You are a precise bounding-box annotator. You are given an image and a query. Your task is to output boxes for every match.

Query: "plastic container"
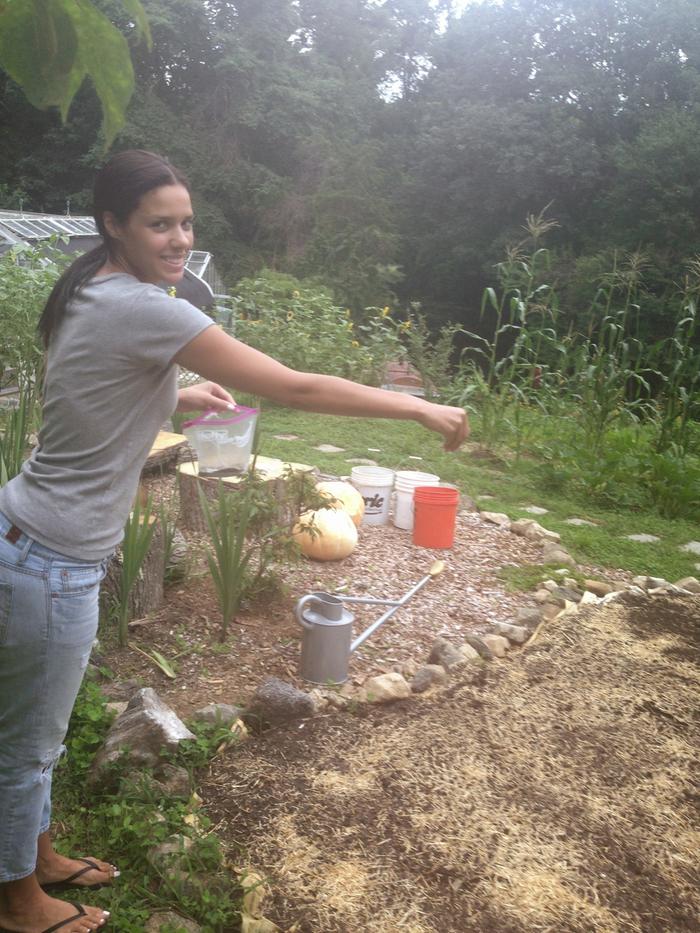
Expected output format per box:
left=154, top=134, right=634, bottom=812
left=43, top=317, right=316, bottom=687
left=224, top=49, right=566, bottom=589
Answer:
left=392, top=470, right=440, bottom=531
left=350, top=466, right=395, bottom=525
left=412, top=485, right=460, bottom=548
left=182, top=406, right=258, bottom=474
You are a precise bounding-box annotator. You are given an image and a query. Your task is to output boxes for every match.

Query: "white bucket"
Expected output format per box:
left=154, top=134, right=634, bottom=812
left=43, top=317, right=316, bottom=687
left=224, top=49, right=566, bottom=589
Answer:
left=393, top=470, right=440, bottom=530
left=350, top=466, right=395, bottom=526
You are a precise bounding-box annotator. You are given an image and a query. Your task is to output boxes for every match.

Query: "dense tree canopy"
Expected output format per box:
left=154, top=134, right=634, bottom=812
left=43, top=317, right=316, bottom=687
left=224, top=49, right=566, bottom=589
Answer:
left=1, top=0, right=698, bottom=331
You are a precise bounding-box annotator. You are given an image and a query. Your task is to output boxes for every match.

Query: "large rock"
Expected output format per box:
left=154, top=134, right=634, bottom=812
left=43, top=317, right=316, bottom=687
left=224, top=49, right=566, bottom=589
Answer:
left=542, top=540, right=576, bottom=566
left=462, top=633, right=495, bottom=660
left=480, top=511, right=511, bottom=529
left=145, top=911, right=202, bottom=933
left=410, top=665, right=449, bottom=694
left=491, top=622, right=530, bottom=644
left=91, top=688, right=195, bottom=779
left=428, top=637, right=478, bottom=670
left=510, top=519, right=561, bottom=543
left=674, top=576, right=700, bottom=594
left=362, top=672, right=412, bottom=703
left=192, top=703, right=244, bottom=727
left=246, top=677, right=315, bottom=728
left=583, top=579, right=613, bottom=597
left=480, top=634, right=510, bottom=658
left=515, top=607, right=544, bottom=629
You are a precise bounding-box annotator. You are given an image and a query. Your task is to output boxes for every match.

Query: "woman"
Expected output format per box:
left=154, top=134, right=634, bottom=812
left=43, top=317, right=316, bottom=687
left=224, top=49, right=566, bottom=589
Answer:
left=0, top=150, right=468, bottom=933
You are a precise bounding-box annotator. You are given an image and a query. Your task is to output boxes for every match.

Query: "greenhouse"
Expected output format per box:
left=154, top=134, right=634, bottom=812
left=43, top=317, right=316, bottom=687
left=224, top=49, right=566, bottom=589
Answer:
left=0, top=208, right=224, bottom=309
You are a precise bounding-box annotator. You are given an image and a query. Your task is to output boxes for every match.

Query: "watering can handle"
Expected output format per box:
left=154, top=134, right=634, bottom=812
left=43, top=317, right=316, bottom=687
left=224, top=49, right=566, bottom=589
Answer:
left=295, top=594, right=317, bottom=630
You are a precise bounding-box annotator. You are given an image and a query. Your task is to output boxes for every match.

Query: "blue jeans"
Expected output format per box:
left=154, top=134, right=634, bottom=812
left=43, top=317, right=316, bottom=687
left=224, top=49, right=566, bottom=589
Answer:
left=0, top=511, right=108, bottom=882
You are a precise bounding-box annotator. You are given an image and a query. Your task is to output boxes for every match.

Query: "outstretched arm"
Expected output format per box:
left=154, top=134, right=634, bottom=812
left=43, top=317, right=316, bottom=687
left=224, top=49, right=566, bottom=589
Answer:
left=174, top=326, right=469, bottom=451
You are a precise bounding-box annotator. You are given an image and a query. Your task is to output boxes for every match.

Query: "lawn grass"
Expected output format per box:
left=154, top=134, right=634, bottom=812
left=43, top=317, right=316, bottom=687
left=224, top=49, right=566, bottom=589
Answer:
left=249, top=403, right=700, bottom=587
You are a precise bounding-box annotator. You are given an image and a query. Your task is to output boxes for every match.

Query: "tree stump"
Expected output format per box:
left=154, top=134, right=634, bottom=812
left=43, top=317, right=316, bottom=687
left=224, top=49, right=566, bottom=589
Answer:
left=142, top=430, right=189, bottom=475
left=102, top=516, right=165, bottom=623
left=177, top=457, right=317, bottom=534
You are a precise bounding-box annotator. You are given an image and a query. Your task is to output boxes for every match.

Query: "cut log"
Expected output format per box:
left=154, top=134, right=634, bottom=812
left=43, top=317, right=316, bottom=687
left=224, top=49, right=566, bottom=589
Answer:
left=178, top=457, right=317, bottom=534
left=142, top=430, right=190, bottom=475
left=102, top=515, right=165, bottom=623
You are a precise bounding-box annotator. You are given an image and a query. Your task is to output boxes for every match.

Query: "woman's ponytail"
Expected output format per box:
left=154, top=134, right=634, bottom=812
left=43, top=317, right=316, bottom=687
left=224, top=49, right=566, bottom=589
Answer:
left=38, top=243, right=109, bottom=347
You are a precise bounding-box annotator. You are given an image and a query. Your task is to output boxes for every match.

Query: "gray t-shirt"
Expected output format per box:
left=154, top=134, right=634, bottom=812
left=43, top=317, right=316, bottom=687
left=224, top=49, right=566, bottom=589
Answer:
left=0, top=273, right=213, bottom=559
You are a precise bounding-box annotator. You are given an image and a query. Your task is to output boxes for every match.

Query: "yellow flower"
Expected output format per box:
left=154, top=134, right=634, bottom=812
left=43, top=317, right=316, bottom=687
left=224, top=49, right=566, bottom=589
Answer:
left=292, top=290, right=300, bottom=298
left=382, top=306, right=391, bottom=317
left=351, top=340, right=359, bottom=347
left=287, top=311, right=294, bottom=321
left=400, top=320, right=411, bottom=331
left=346, top=321, right=353, bottom=331
left=345, top=309, right=352, bottom=319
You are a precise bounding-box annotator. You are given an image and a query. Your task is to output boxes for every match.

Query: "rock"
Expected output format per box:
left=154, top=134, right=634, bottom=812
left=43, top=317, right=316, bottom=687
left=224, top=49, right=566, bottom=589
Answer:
left=674, top=576, right=700, bottom=594
left=510, top=519, right=561, bottom=543
left=480, top=511, right=511, bottom=529
left=314, top=444, right=345, bottom=453
left=105, top=701, right=128, bottom=718
left=491, top=622, right=530, bottom=644
left=579, top=591, right=600, bottom=606
left=400, top=658, right=419, bottom=679
left=564, top=517, right=596, bottom=526
left=548, top=586, right=583, bottom=605
left=192, top=703, right=245, bottom=727
left=145, top=910, right=202, bottom=933
left=632, top=575, right=668, bottom=590
left=100, top=678, right=143, bottom=702
left=147, top=834, right=193, bottom=875
left=534, top=589, right=550, bottom=604
left=522, top=505, right=549, bottom=515
left=151, top=764, right=191, bottom=799
left=460, top=494, right=478, bottom=512
left=308, top=688, right=330, bottom=712
left=480, top=634, right=510, bottom=658
left=624, top=585, right=646, bottom=598
left=601, top=590, right=625, bottom=605
left=583, top=579, right=613, bottom=597
left=462, top=633, right=495, bottom=660
left=410, top=665, right=449, bottom=693
left=91, top=688, right=195, bottom=779
left=273, top=434, right=299, bottom=441
left=362, top=672, right=412, bottom=703
left=648, top=584, right=684, bottom=596
left=562, top=577, right=579, bottom=589
left=241, top=917, right=281, bottom=933
left=625, top=534, right=660, bottom=543
left=515, top=607, right=543, bottom=629
left=540, top=603, right=564, bottom=621
left=542, top=541, right=576, bottom=565
left=246, top=677, right=315, bottom=727
left=240, top=870, right=269, bottom=919
left=428, top=637, right=477, bottom=670
left=542, top=579, right=558, bottom=592
left=680, top=541, right=700, bottom=555
left=345, top=458, right=378, bottom=466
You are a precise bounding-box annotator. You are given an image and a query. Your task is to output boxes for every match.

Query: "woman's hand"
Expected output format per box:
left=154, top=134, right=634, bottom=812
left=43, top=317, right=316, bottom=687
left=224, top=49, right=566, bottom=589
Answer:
left=416, top=401, right=470, bottom=451
left=176, top=381, right=236, bottom=413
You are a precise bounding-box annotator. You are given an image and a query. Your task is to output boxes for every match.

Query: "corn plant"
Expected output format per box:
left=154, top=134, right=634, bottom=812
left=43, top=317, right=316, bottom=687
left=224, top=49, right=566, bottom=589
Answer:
left=118, top=494, right=158, bottom=646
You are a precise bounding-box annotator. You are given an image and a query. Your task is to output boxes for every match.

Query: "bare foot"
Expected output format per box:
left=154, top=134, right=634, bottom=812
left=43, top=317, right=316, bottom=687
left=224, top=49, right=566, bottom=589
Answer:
left=35, top=854, right=118, bottom=889
left=0, top=889, right=109, bottom=932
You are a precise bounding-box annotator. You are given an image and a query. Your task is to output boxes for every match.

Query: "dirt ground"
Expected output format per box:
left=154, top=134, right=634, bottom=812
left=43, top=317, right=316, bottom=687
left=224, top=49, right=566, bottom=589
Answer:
left=100, top=476, right=699, bottom=932
left=199, top=593, right=699, bottom=933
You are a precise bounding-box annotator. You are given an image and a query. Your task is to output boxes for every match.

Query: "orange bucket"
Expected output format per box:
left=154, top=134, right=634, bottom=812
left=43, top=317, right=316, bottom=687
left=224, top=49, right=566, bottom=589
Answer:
left=412, top=486, right=460, bottom=549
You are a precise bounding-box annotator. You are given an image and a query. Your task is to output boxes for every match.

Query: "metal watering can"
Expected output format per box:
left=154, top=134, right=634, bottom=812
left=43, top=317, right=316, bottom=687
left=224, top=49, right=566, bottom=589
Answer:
left=295, top=561, right=444, bottom=684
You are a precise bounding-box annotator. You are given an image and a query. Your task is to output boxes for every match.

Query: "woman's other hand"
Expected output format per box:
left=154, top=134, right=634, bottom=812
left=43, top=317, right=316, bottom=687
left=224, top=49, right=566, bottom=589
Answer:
left=416, top=401, right=470, bottom=451
left=176, top=381, right=235, bottom=413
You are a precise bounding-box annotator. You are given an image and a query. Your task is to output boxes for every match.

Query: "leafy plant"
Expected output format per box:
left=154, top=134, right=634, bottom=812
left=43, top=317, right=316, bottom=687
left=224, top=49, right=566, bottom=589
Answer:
left=118, top=494, right=158, bottom=647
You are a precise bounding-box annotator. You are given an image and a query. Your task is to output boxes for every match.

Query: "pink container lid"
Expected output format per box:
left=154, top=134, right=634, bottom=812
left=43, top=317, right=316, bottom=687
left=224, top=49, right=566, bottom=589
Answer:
left=182, top=405, right=258, bottom=429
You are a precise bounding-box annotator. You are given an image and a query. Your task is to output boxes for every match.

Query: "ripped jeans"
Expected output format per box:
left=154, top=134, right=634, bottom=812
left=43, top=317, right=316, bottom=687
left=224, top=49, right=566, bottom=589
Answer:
left=0, top=511, right=108, bottom=882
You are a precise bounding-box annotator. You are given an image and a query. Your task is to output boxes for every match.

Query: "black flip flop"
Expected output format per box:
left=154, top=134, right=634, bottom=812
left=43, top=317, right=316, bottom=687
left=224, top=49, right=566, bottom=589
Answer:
left=43, top=902, right=108, bottom=933
left=42, top=858, right=114, bottom=892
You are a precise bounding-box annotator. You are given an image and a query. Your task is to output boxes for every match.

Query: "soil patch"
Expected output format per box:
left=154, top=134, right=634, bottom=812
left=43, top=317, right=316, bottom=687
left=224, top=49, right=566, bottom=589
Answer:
left=199, top=594, right=699, bottom=933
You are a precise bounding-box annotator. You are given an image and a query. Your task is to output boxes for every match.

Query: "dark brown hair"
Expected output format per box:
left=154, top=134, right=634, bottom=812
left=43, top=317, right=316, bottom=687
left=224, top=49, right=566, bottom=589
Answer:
left=38, top=150, right=190, bottom=346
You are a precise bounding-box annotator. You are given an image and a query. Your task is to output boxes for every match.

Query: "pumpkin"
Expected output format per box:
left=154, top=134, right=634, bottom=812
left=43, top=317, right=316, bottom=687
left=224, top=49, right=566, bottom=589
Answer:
left=316, top=480, right=365, bottom=527
left=293, top=507, right=358, bottom=561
